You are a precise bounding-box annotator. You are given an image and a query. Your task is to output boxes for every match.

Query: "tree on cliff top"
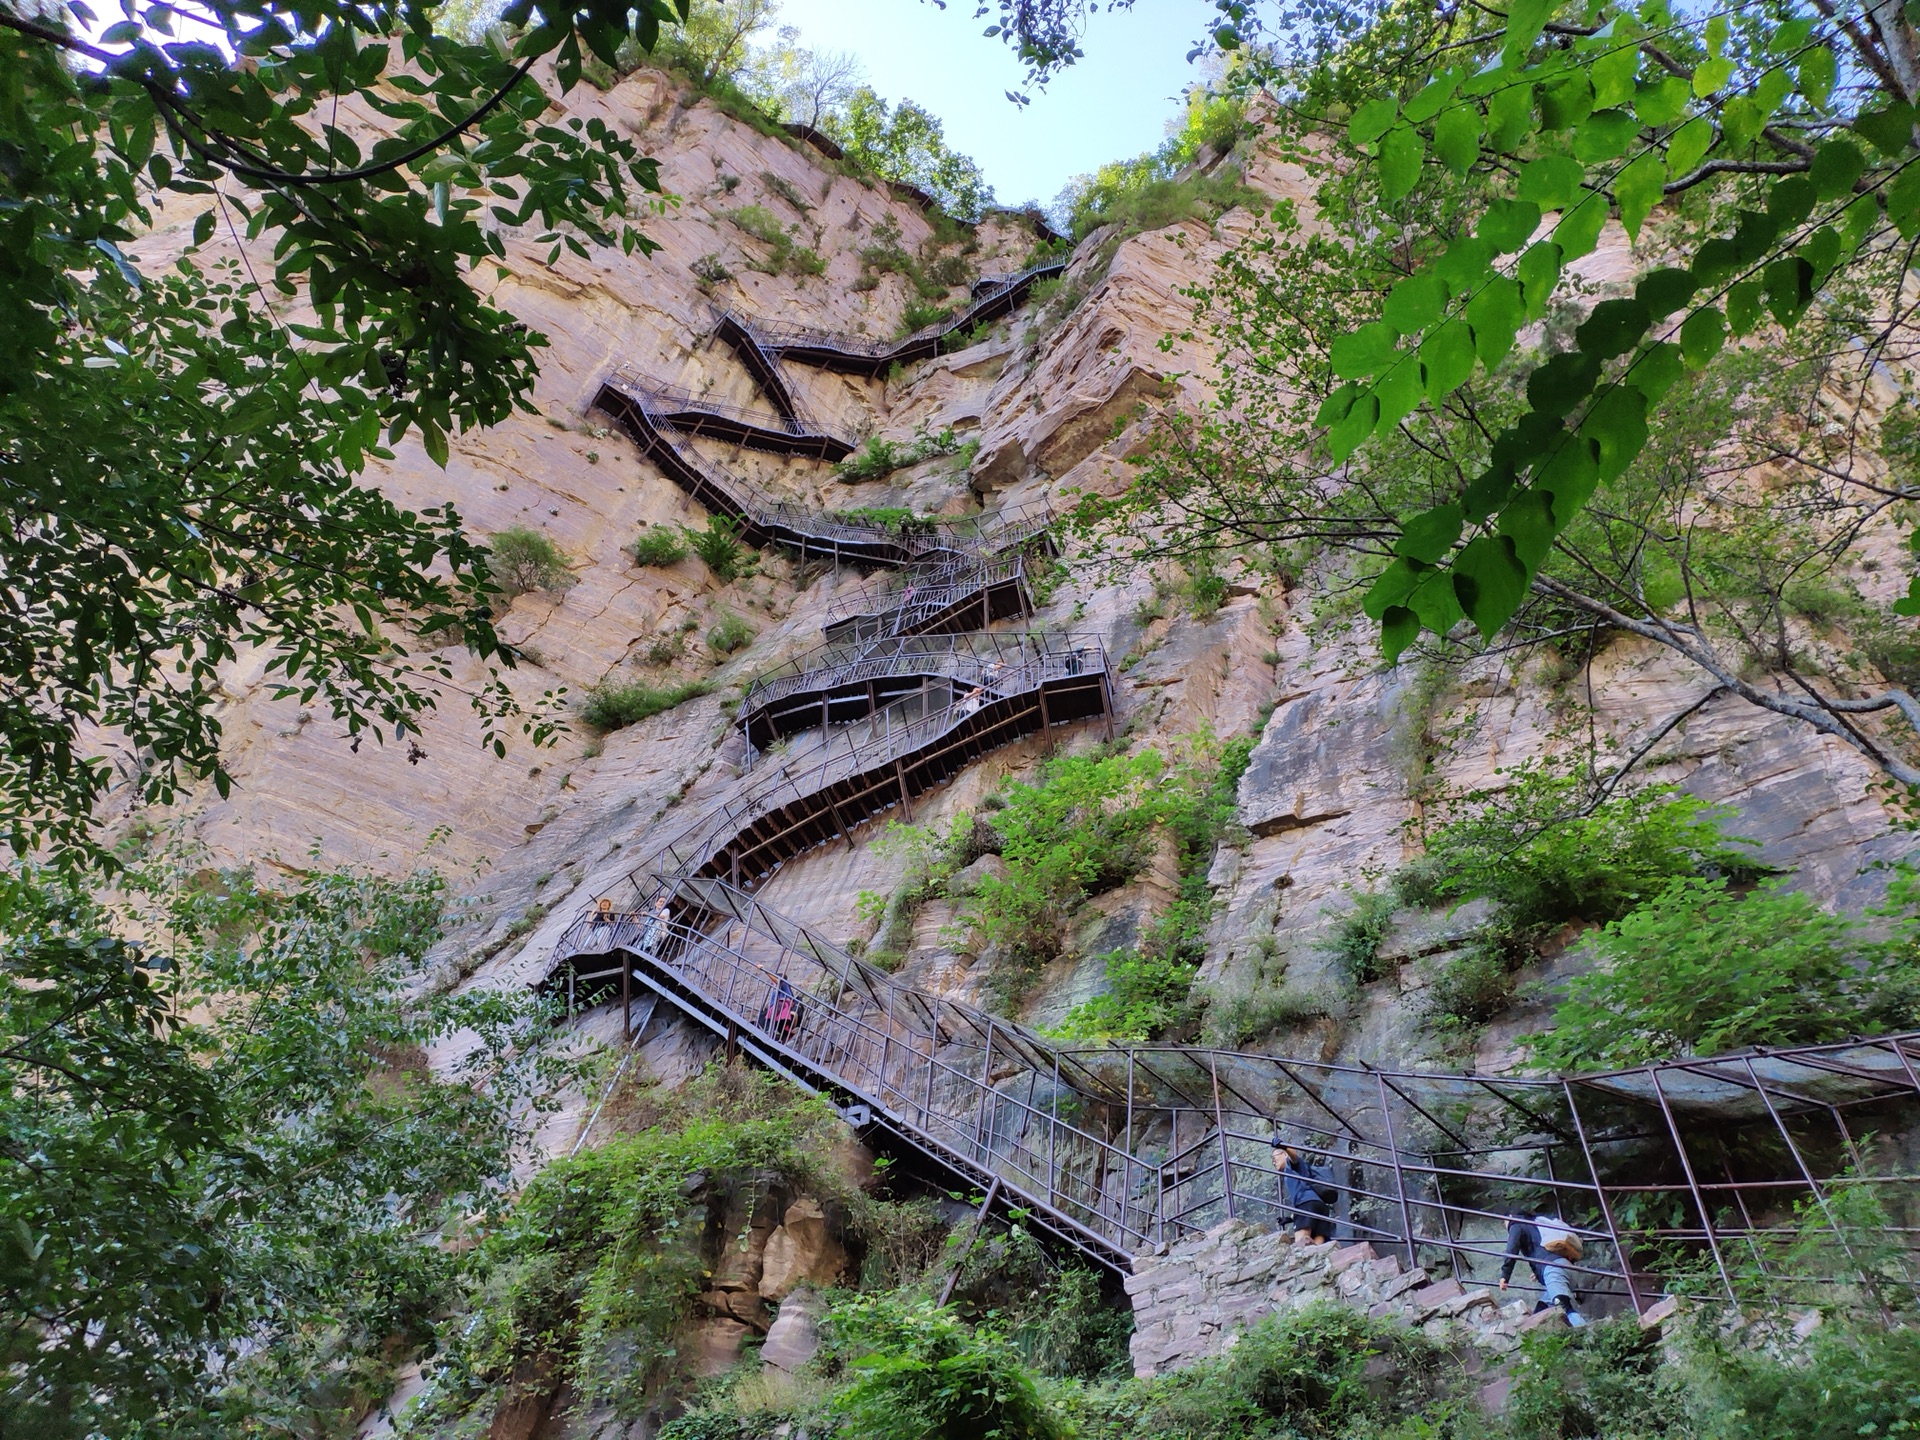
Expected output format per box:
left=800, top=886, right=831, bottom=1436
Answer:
left=1080, top=0, right=1920, bottom=795
left=0, top=0, right=689, bottom=867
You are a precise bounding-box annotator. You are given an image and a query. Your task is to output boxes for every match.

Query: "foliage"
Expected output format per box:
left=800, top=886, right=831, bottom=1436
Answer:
left=630, top=525, right=691, bottom=566
left=827, top=1295, right=1068, bottom=1440
left=834, top=428, right=973, bottom=482
left=416, top=1067, right=845, bottom=1430
left=826, top=89, right=995, bottom=220
left=579, top=678, right=713, bottom=732
left=1414, top=761, right=1761, bottom=934
left=1319, top=887, right=1398, bottom=987
left=683, top=514, right=749, bottom=580
left=1523, top=875, right=1920, bottom=1071
left=0, top=0, right=676, bottom=863
left=727, top=201, right=822, bottom=276
left=486, top=526, right=576, bottom=601
left=1060, top=89, right=1257, bottom=240
left=652, top=0, right=775, bottom=87
left=1051, top=734, right=1254, bottom=1040
left=1068, top=1303, right=1441, bottom=1440
left=901, top=299, right=956, bottom=333
left=1, top=851, right=563, bottom=1436
left=707, top=610, right=756, bottom=655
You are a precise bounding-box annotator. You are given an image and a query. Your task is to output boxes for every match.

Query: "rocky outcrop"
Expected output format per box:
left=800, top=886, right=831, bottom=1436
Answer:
left=1126, top=1221, right=1584, bottom=1379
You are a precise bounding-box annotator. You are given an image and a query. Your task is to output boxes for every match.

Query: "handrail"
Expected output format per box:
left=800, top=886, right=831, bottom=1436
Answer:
left=554, top=289, right=1920, bottom=1307
left=716, top=261, right=1067, bottom=373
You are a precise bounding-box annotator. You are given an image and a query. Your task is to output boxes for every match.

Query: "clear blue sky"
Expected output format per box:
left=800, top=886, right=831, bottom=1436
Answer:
left=771, top=0, right=1212, bottom=207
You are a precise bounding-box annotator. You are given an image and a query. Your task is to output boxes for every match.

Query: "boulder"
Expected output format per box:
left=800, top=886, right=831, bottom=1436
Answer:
left=762, top=1287, right=828, bottom=1372
left=759, top=1197, right=848, bottom=1299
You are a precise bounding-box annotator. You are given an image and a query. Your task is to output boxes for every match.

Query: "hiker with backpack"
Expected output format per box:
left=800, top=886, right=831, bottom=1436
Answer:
left=1500, top=1211, right=1587, bottom=1325
left=1273, top=1142, right=1337, bottom=1246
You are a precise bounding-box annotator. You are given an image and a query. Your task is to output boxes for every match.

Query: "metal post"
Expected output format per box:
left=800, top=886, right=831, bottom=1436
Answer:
left=1207, top=1055, right=1236, bottom=1220
left=622, top=955, right=632, bottom=1043
left=1646, top=1066, right=1737, bottom=1302
left=1048, top=1055, right=1062, bottom=1211
left=1374, top=1069, right=1417, bottom=1266
left=1124, top=1050, right=1137, bottom=1236
left=1561, top=1079, right=1645, bottom=1314
left=896, top=757, right=913, bottom=821
left=567, top=967, right=575, bottom=1017
left=971, top=1021, right=997, bottom=1161
left=938, top=1176, right=1002, bottom=1306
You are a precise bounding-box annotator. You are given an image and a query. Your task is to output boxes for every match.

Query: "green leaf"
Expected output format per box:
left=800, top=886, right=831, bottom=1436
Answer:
left=1888, top=164, right=1920, bottom=238
left=419, top=419, right=449, bottom=469
left=1666, top=117, right=1714, bottom=178
left=1329, top=322, right=1398, bottom=380
left=1327, top=391, right=1380, bottom=461
left=1421, top=321, right=1476, bottom=400
left=1349, top=97, right=1400, bottom=145
left=1478, top=198, right=1542, bottom=252
left=1809, top=138, right=1866, bottom=200
left=1614, top=152, right=1666, bottom=242
left=1517, top=243, right=1564, bottom=321
left=1854, top=103, right=1918, bottom=157
left=1404, top=71, right=1463, bottom=123
left=1383, top=273, right=1449, bottom=333
left=1435, top=235, right=1497, bottom=286
left=1764, top=255, right=1815, bottom=326
left=1379, top=128, right=1426, bottom=200
left=1498, top=489, right=1558, bottom=569
left=1540, top=73, right=1596, bottom=132
left=1628, top=342, right=1685, bottom=404
left=1518, top=155, right=1586, bottom=209
left=1692, top=57, right=1733, bottom=97
left=1396, top=503, right=1465, bottom=562
left=1433, top=106, right=1483, bottom=174
left=1375, top=359, right=1427, bottom=431
left=1635, top=267, right=1697, bottom=317
left=1797, top=226, right=1844, bottom=286
left=1633, top=76, right=1690, bottom=127
left=1467, top=277, right=1524, bottom=366
left=1720, top=96, right=1766, bottom=151
left=1487, top=83, right=1538, bottom=149
left=1679, top=307, right=1726, bottom=367
left=1581, top=385, right=1649, bottom=480
left=1315, top=383, right=1361, bottom=426
left=1527, top=349, right=1601, bottom=420
left=191, top=209, right=216, bottom=247
left=1537, top=432, right=1601, bottom=515
left=1725, top=279, right=1765, bottom=335
left=1573, top=109, right=1639, bottom=162
left=1591, top=43, right=1640, bottom=109
left=1575, top=297, right=1651, bottom=359
left=1381, top=605, right=1422, bottom=662
left=1362, top=557, right=1423, bottom=619
left=1453, top=535, right=1530, bottom=640
left=1767, top=175, right=1817, bottom=228
left=1503, top=0, right=1554, bottom=65
left=1552, top=194, right=1607, bottom=260
left=1407, top=570, right=1467, bottom=635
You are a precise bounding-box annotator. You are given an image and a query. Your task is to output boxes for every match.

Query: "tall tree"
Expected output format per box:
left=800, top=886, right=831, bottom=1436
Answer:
left=0, top=0, right=687, bottom=866
left=1082, top=0, right=1920, bottom=790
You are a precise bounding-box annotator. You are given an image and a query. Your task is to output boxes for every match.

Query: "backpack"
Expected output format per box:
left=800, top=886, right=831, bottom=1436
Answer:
left=1536, top=1217, right=1584, bottom=1262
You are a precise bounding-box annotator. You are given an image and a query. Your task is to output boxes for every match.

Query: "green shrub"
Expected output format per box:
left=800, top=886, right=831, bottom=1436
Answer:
left=1320, top=888, right=1397, bottom=988
left=729, top=202, right=788, bottom=248
left=1522, top=875, right=1920, bottom=1070
left=900, top=299, right=953, bottom=333
left=682, top=514, right=746, bottom=580
left=827, top=1295, right=1067, bottom=1440
left=833, top=430, right=976, bottom=486
left=484, top=526, right=575, bottom=601
left=690, top=253, right=732, bottom=289
left=789, top=246, right=827, bottom=277
left=1074, top=1303, right=1439, bottom=1440
left=579, top=679, right=713, bottom=733
left=1413, top=761, right=1764, bottom=934
left=706, top=610, right=754, bottom=655
left=629, top=526, right=689, bottom=567
left=1422, top=938, right=1521, bottom=1032
left=1201, top=985, right=1336, bottom=1046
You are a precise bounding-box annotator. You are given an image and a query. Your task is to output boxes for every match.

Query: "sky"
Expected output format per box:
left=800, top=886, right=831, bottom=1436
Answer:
left=769, top=0, right=1214, bottom=207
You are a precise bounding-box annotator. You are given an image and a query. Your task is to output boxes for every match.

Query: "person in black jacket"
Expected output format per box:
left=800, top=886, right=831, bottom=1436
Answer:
left=1273, top=1143, right=1336, bottom=1245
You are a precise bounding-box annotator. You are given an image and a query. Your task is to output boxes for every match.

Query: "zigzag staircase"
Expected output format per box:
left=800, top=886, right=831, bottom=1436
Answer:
left=548, top=279, right=1920, bottom=1320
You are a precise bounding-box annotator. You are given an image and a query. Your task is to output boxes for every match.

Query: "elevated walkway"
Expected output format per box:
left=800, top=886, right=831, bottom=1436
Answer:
left=716, top=261, right=1067, bottom=377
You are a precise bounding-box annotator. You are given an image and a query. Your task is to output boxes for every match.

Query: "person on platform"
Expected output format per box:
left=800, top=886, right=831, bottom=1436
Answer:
left=1273, top=1142, right=1336, bottom=1246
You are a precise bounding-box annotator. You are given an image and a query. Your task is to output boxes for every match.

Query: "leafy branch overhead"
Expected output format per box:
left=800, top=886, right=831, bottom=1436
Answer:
left=0, top=0, right=688, bottom=862
left=1275, top=1, right=1920, bottom=659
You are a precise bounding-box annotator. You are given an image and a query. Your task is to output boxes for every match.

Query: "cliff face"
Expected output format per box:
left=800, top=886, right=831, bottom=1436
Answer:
left=135, top=68, right=1903, bottom=1090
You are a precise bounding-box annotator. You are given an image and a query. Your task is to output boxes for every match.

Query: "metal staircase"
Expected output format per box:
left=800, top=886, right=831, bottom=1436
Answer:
left=715, top=261, right=1068, bottom=377
left=548, top=278, right=1920, bottom=1320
